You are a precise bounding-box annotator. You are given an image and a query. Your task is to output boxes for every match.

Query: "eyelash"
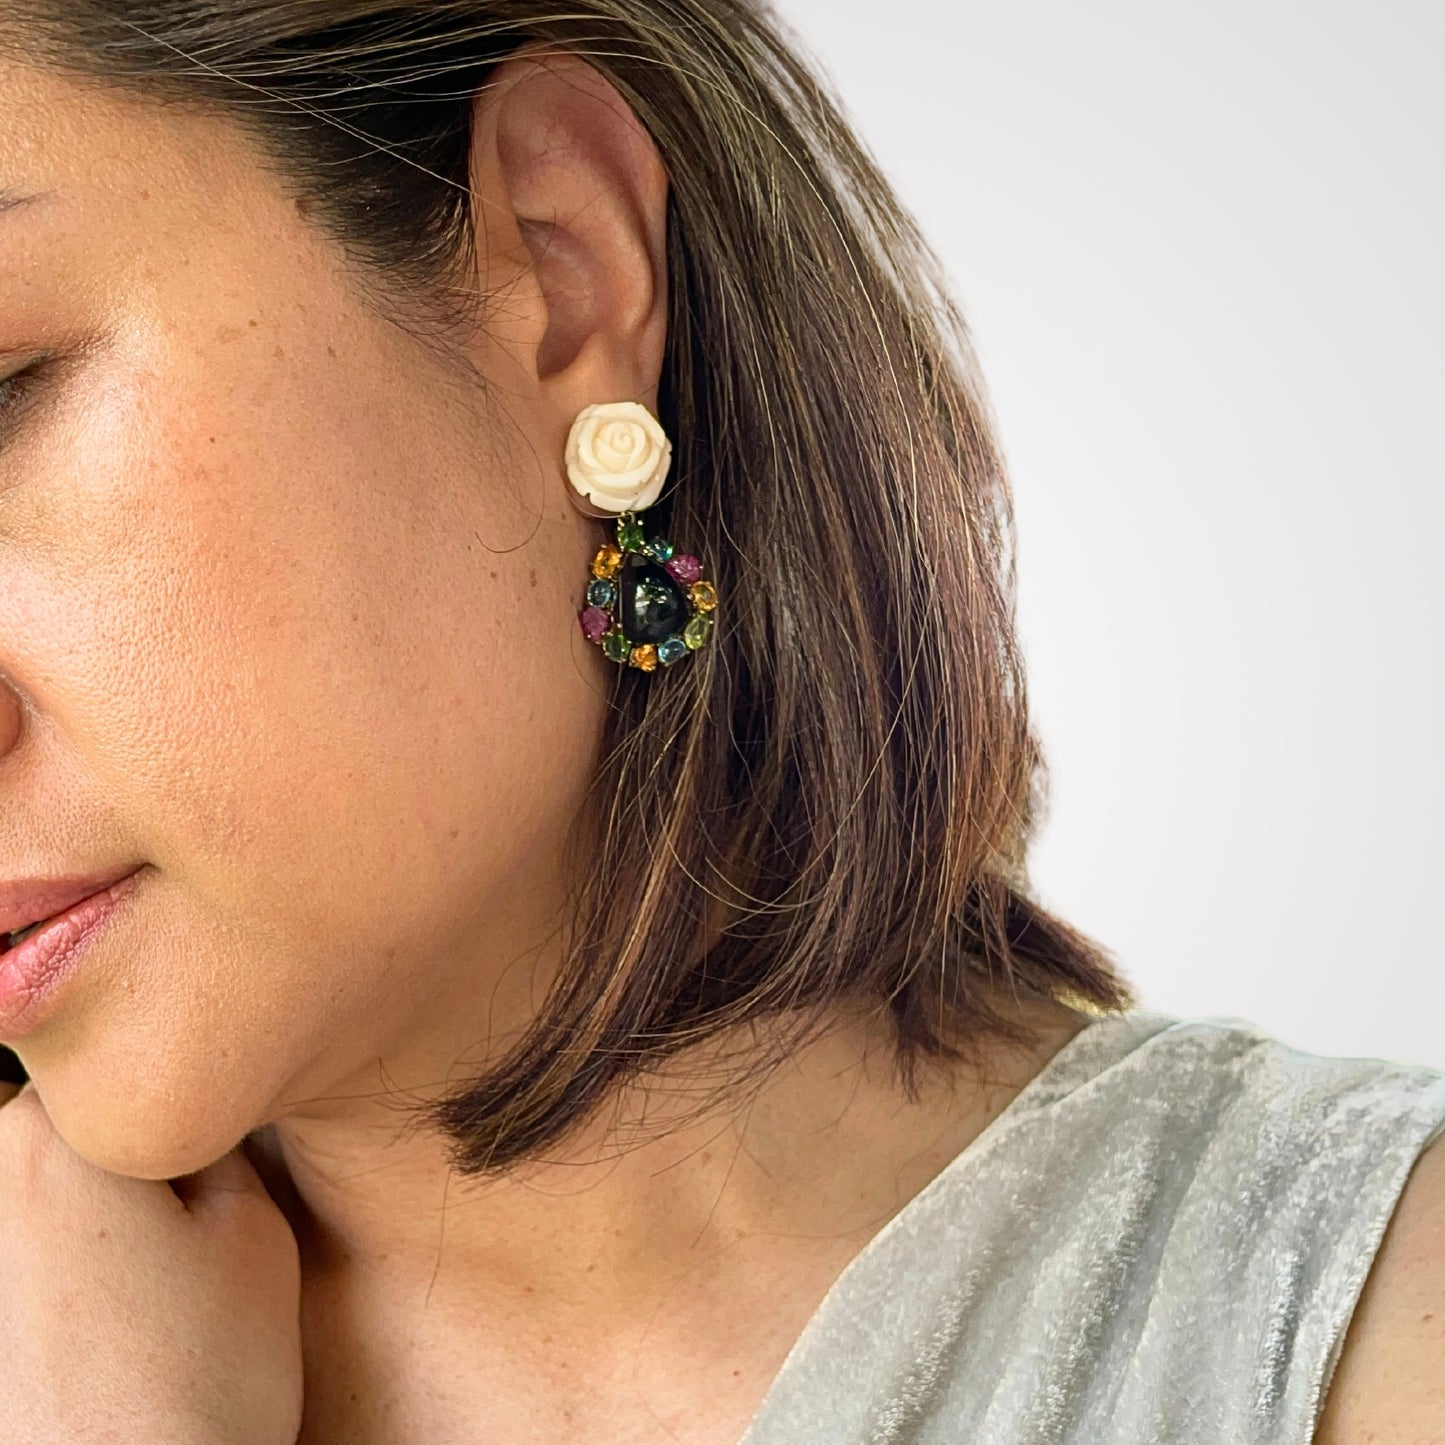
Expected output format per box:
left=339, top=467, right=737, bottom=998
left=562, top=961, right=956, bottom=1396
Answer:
left=0, top=360, right=48, bottom=437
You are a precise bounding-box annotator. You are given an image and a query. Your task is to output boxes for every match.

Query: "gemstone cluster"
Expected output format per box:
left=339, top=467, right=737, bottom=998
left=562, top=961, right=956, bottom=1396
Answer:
left=578, top=510, right=717, bottom=670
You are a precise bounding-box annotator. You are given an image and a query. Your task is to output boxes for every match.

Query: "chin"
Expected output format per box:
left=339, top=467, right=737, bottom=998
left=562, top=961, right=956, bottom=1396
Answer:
left=34, top=1073, right=262, bottom=1183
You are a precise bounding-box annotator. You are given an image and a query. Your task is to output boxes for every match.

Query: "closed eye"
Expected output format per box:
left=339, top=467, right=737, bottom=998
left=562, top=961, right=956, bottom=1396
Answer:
left=0, top=357, right=51, bottom=448
left=0, top=359, right=45, bottom=410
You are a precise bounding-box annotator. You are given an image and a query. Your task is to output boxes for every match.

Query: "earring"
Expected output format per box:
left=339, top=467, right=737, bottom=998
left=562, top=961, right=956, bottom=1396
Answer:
left=567, top=401, right=718, bottom=672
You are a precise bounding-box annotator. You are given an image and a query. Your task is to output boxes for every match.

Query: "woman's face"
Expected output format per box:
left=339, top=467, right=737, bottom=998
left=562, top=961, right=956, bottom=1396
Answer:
left=0, top=56, right=622, bottom=1176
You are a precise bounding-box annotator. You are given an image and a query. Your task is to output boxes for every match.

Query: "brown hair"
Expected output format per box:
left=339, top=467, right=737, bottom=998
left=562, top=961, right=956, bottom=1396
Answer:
left=3, top=0, right=1133, bottom=1172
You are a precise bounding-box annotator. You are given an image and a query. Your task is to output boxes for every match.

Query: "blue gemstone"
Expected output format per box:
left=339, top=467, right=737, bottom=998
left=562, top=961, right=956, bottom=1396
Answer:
left=647, top=537, right=675, bottom=562
left=657, top=635, right=689, bottom=666
left=586, top=578, right=616, bottom=608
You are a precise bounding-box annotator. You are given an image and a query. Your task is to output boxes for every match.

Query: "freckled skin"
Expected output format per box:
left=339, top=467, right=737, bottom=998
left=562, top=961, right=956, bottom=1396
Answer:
left=0, top=55, right=610, bottom=1178
left=0, top=49, right=1098, bottom=1444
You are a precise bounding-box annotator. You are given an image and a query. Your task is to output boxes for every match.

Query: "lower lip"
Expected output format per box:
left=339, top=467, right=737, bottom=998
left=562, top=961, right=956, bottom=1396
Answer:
left=0, top=871, right=144, bottom=1038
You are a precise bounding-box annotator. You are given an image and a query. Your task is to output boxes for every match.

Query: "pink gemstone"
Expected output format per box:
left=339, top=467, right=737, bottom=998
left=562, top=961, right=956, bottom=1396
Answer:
left=579, top=606, right=611, bottom=642
left=665, top=554, right=702, bottom=585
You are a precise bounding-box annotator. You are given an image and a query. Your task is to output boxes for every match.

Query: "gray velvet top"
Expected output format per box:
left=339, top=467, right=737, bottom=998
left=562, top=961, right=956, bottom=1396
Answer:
left=737, top=1009, right=1445, bottom=1444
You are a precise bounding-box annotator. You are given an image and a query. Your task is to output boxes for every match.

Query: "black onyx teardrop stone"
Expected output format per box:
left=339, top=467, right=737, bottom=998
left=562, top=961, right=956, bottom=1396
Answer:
left=619, top=556, right=689, bottom=644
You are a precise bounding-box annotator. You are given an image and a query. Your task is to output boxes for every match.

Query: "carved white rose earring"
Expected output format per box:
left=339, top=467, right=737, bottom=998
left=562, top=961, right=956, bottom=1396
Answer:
left=567, top=400, right=717, bottom=672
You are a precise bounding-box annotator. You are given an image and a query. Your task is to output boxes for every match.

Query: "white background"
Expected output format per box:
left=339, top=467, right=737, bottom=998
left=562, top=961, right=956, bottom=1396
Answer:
left=772, top=0, right=1444, bottom=1066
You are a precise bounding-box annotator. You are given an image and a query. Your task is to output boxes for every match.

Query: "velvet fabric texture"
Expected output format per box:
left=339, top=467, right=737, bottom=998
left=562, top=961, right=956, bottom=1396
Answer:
left=739, top=1010, right=1445, bottom=1444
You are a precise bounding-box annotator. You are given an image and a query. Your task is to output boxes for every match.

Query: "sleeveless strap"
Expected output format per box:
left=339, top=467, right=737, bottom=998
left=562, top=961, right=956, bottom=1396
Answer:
left=742, top=1011, right=1445, bottom=1445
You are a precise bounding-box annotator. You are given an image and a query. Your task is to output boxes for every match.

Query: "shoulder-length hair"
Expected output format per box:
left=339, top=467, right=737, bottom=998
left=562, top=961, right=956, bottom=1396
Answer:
left=7, top=0, right=1133, bottom=1174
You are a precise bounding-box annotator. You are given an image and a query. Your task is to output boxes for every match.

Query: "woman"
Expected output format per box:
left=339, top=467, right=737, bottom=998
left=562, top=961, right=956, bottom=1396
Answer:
left=0, top=2, right=1438, bottom=1441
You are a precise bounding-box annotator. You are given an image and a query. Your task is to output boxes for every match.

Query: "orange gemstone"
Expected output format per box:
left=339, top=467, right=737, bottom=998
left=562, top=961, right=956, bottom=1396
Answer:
left=590, top=544, right=622, bottom=579
left=629, top=643, right=659, bottom=671
left=689, top=580, right=718, bottom=612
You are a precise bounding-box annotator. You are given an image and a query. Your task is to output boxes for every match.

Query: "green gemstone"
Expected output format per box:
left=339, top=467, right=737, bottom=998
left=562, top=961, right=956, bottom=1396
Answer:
left=601, top=629, right=632, bottom=663
left=617, top=515, right=646, bottom=554
left=619, top=556, right=688, bottom=643
left=683, top=613, right=713, bottom=650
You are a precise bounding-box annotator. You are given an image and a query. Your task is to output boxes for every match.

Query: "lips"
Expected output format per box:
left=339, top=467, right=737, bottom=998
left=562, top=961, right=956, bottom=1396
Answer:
left=0, top=868, right=144, bottom=948
left=0, top=871, right=146, bottom=1038
left=1, top=918, right=46, bottom=950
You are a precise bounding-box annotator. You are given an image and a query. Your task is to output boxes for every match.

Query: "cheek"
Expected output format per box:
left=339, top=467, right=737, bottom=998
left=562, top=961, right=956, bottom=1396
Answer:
left=10, top=321, right=602, bottom=1004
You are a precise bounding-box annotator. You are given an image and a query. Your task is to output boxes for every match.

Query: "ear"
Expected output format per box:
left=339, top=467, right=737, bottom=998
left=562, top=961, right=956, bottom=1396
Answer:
left=467, top=47, right=670, bottom=448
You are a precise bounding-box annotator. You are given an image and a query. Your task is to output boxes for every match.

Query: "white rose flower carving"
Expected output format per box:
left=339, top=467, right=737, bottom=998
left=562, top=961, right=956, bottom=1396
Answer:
left=565, top=401, right=673, bottom=514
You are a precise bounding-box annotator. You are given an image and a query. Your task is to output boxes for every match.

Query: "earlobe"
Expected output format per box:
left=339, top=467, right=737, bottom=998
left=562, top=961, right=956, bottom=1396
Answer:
left=474, top=48, right=670, bottom=412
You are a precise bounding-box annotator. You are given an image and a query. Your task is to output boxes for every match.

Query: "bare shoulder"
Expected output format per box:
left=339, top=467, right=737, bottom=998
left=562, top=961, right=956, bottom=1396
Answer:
left=1315, top=1129, right=1445, bottom=1442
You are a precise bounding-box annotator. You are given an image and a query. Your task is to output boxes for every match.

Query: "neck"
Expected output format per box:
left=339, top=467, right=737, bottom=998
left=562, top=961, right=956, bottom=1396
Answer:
left=247, top=993, right=1090, bottom=1319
